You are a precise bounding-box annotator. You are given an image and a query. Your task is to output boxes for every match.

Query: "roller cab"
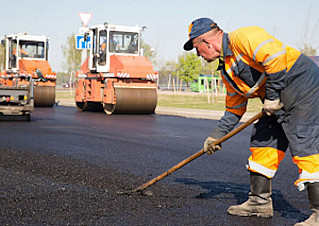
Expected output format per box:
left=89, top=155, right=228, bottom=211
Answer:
left=75, top=23, right=158, bottom=115
left=1, top=34, right=56, bottom=107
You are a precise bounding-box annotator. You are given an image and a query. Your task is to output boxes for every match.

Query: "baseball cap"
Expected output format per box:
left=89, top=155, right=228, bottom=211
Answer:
left=183, top=18, right=217, bottom=51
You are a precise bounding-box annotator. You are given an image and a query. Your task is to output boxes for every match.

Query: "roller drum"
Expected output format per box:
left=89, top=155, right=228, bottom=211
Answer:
left=34, top=86, right=56, bottom=107
left=104, top=87, right=157, bottom=115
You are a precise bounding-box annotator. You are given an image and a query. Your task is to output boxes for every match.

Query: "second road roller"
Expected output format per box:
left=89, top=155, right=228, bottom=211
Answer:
left=75, top=22, right=158, bottom=115
left=1, top=33, right=56, bottom=107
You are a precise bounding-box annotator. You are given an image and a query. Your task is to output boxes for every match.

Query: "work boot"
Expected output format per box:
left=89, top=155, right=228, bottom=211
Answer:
left=227, top=172, right=273, bottom=218
left=294, top=182, right=319, bottom=226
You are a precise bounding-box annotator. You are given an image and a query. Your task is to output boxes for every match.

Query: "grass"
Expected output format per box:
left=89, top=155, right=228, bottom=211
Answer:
left=56, top=90, right=75, bottom=99
left=56, top=89, right=263, bottom=113
left=157, top=92, right=263, bottom=113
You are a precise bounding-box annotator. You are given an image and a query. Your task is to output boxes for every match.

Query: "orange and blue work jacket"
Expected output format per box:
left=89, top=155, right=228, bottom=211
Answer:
left=211, top=26, right=301, bottom=138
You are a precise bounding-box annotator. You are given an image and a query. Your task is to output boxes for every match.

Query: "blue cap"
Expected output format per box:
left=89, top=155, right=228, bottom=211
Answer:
left=183, top=18, right=217, bottom=51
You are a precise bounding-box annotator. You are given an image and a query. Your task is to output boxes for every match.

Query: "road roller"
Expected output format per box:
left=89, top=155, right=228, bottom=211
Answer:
left=0, top=81, right=34, bottom=121
left=0, top=33, right=56, bottom=107
left=75, top=22, right=158, bottom=115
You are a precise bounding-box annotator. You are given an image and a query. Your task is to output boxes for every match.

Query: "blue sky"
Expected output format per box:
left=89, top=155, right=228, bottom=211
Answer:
left=1, top=0, right=318, bottom=72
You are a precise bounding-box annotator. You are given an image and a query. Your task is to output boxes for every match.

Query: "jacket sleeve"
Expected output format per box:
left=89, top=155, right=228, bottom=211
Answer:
left=210, top=111, right=241, bottom=139
left=209, top=75, right=243, bottom=138
left=231, top=27, right=288, bottom=100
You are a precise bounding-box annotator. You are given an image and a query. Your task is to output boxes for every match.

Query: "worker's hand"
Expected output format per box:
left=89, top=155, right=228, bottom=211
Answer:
left=263, top=99, right=283, bottom=116
left=203, top=137, right=221, bottom=155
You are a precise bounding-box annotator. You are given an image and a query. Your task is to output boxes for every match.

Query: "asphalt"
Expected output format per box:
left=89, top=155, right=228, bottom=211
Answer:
left=1, top=105, right=308, bottom=225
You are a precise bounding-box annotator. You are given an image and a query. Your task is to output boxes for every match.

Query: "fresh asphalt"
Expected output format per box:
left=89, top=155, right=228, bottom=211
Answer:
left=0, top=103, right=310, bottom=225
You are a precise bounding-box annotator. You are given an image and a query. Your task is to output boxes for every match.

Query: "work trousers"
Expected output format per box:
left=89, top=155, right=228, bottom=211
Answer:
left=248, top=54, right=319, bottom=191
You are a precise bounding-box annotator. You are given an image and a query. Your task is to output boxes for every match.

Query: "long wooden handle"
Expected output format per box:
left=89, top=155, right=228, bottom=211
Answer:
left=213, top=110, right=265, bottom=145
left=134, top=110, right=265, bottom=192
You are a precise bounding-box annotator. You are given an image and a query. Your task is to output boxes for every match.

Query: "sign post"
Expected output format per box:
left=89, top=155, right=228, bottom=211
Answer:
left=77, top=12, right=93, bottom=66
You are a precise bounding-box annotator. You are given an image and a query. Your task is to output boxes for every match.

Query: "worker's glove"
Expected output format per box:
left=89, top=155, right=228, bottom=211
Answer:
left=263, top=99, right=283, bottom=116
left=203, top=137, right=221, bottom=155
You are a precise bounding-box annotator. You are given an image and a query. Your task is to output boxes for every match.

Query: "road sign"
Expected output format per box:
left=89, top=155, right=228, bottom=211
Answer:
left=76, top=35, right=91, bottom=50
left=77, top=12, right=93, bottom=27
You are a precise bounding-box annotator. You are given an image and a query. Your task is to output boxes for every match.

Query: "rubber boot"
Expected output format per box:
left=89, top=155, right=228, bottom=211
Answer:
left=294, top=182, right=319, bottom=226
left=227, top=172, right=273, bottom=218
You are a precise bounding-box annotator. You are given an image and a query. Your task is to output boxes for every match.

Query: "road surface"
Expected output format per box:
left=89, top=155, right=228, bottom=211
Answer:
left=0, top=106, right=311, bottom=225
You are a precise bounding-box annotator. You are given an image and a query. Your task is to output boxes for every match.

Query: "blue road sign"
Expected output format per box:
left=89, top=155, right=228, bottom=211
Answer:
left=76, top=35, right=91, bottom=49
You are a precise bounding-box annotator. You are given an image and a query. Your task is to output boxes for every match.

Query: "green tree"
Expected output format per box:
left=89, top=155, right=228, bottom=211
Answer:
left=56, top=72, right=70, bottom=85
left=160, top=61, right=178, bottom=78
left=178, top=52, right=202, bottom=87
left=201, top=58, right=220, bottom=77
left=61, top=33, right=81, bottom=73
left=141, top=40, right=156, bottom=66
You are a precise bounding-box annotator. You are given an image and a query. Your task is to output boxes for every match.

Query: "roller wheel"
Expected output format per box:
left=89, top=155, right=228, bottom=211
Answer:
left=76, top=102, right=88, bottom=112
left=34, top=86, right=56, bottom=107
left=102, top=87, right=157, bottom=115
left=103, top=103, right=116, bottom=115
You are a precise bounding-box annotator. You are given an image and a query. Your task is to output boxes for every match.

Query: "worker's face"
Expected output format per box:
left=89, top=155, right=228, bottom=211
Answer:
left=192, top=36, right=220, bottom=62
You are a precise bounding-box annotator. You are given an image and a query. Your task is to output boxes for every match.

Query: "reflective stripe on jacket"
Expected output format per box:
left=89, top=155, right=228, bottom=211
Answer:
left=220, top=26, right=301, bottom=116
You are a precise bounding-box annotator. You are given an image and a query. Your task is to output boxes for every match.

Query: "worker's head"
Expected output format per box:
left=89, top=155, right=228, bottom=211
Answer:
left=183, top=17, right=223, bottom=62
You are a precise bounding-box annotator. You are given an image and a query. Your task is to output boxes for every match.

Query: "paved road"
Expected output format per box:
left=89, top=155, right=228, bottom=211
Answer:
left=0, top=106, right=311, bottom=225
left=58, top=98, right=257, bottom=121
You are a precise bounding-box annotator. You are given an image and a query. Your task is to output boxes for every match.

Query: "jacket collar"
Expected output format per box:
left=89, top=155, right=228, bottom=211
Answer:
left=221, top=32, right=233, bottom=59
left=218, top=32, right=232, bottom=69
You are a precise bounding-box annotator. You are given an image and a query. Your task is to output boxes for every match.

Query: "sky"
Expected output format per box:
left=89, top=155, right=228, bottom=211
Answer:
left=1, top=0, right=318, bottom=72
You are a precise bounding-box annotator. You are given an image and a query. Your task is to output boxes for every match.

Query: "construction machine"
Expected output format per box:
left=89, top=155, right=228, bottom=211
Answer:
left=75, top=22, right=158, bottom=115
left=0, top=33, right=56, bottom=107
left=0, top=80, right=34, bottom=121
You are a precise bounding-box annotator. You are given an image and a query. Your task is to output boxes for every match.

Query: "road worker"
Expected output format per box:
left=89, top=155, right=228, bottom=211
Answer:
left=12, top=45, right=28, bottom=67
left=100, top=38, right=107, bottom=64
left=109, top=33, right=119, bottom=52
left=13, top=45, right=28, bottom=57
left=183, top=17, right=319, bottom=225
